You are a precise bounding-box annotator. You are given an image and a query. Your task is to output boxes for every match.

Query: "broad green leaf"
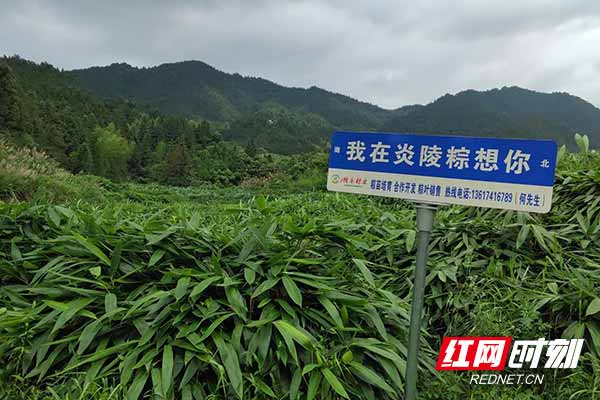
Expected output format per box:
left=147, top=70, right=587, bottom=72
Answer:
left=48, top=207, right=61, bottom=226
left=110, top=242, right=122, bottom=275
left=196, top=313, right=235, bottom=343
left=273, top=319, right=299, bottom=365
left=162, top=345, right=174, bottom=397
left=252, top=278, right=280, bottom=298
left=341, top=350, right=353, bottom=364
left=282, top=276, right=302, bottom=306
left=586, top=298, right=600, bottom=316
left=44, top=300, right=69, bottom=312
left=175, top=277, right=191, bottom=301
left=89, top=266, right=101, bottom=278
left=307, top=371, right=321, bottom=400
left=575, top=132, right=589, bottom=153
left=190, top=276, right=221, bottom=300
left=349, top=361, right=395, bottom=394
left=180, top=359, right=200, bottom=390
left=352, top=340, right=405, bottom=372
left=273, top=320, right=313, bottom=349
left=151, top=367, right=163, bottom=398
left=226, top=286, right=248, bottom=319
left=148, top=249, right=166, bottom=267
left=318, top=296, right=343, bottom=328
left=586, top=322, right=600, bottom=356
left=366, top=307, right=387, bottom=340
left=244, top=267, right=256, bottom=284
left=105, top=292, right=117, bottom=314
left=11, top=241, right=22, bottom=261
left=182, top=385, right=193, bottom=400
left=84, top=338, right=108, bottom=387
left=63, top=341, right=135, bottom=373
left=72, top=232, right=110, bottom=266
left=238, top=238, right=257, bottom=262
left=563, top=321, right=585, bottom=339
left=302, top=363, right=320, bottom=375
left=353, top=259, right=375, bottom=286
left=289, top=368, right=302, bottom=400
left=121, top=348, right=143, bottom=386
left=52, top=298, right=94, bottom=334
left=405, top=230, right=416, bottom=252
left=146, top=229, right=175, bottom=246
left=78, top=319, right=102, bottom=354
left=516, top=225, right=530, bottom=249
left=256, top=379, right=277, bottom=398
left=378, top=357, right=403, bottom=391
left=214, top=335, right=243, bottom=399
left=321, top=368, right=349, bottom=399
left=257, top=325, right=272, bottom=363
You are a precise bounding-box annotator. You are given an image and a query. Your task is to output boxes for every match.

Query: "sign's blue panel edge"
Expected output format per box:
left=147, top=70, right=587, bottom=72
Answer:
left=328, top=131, right=558, bottom=187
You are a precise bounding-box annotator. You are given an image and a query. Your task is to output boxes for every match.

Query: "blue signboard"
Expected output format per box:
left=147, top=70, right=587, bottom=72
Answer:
left=327, top=131, right=558, bottom=213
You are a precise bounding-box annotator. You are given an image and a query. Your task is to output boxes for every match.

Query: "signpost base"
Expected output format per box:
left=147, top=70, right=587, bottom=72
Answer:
left=405, top=204, right=437, bottom=400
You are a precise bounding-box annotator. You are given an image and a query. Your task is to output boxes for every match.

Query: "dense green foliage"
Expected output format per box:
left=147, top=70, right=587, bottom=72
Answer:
left=70, top=61, right=390, bottom=129
left=0, top=57, right=287, bottom=185
left=382, top=87, right=600, bottom=149
left=0, top=142, right=599, bottom=399
left=71, top=60, right=600, bottom=149
left=223, top=105, right=333, bottom=154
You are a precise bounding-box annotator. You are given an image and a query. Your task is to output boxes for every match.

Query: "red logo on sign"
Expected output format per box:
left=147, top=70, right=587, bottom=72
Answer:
left=436, top=337, right=512, bottom=370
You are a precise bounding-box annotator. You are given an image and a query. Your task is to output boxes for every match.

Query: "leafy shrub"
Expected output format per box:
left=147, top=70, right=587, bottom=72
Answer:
left=0, top=140, right=599, bottom=399
left=0, top=197, right=431, bottom=399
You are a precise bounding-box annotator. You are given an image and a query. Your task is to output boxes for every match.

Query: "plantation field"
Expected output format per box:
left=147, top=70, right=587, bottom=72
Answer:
left=1, top=147, right=600, bottom=399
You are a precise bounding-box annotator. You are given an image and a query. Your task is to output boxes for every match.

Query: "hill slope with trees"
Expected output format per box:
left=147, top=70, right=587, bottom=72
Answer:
left=71, top=60, right=600, bottom=149
left=0, top=56, right=284, bottom=186
left=2, top=55, right=600, bottom=182
left=381, top=87, right=600, bottom=148
left=69, top=61, right=390, bottom=129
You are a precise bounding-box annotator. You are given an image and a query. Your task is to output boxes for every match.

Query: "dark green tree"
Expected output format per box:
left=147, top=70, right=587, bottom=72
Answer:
left=163, top=144, right=193, bottom=186
left=0, top=62, right=20, bottom=131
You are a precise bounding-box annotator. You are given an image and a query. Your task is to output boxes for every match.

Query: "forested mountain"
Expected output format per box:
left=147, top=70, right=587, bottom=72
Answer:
left=382, top=87, right=600, bottom=148
left=222, top=105, right=333, bottom=154
left=0, top=56, right=272, bottom=185
left=2, top=55, right=600, bottom=185
left=70, top=61, right=390, bottom=129
left=71, top=60, right=600, bottom=149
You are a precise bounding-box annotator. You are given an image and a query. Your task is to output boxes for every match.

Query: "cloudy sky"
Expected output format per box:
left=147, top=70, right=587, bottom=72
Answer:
left=2, top=0, right=600, bottom=109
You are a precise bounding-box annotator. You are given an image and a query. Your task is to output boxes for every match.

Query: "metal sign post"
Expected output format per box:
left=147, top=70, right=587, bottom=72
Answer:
left=326, top=130, right=558, bottom=399
left=405, top=204, right=436, bottom=400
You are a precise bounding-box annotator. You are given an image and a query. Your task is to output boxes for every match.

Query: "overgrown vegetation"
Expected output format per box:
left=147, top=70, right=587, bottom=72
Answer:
left=0, top=139, right=599, bottom=399
left=2, top=54, right=600, bottom=399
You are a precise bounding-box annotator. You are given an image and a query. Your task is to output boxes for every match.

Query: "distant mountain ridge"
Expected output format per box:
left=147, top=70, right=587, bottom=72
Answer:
left=382, top=87, right=600, bottom=147
left=69, top=61, right=391, bottom=129
left=70, top=60, right=600, bottom=149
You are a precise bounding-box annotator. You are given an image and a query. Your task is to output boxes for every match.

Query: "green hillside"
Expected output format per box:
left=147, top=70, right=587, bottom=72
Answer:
left=3, top=55, right=600, bottom=171
left=0, top=56, right=323, bottom=187
left=222, top=104, right=334, bottom=154
left=381, top=87, right=600, bottom=148
left=69, top=61, right=390, bottom=129
left=71, top=61, right=600, bottom=149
